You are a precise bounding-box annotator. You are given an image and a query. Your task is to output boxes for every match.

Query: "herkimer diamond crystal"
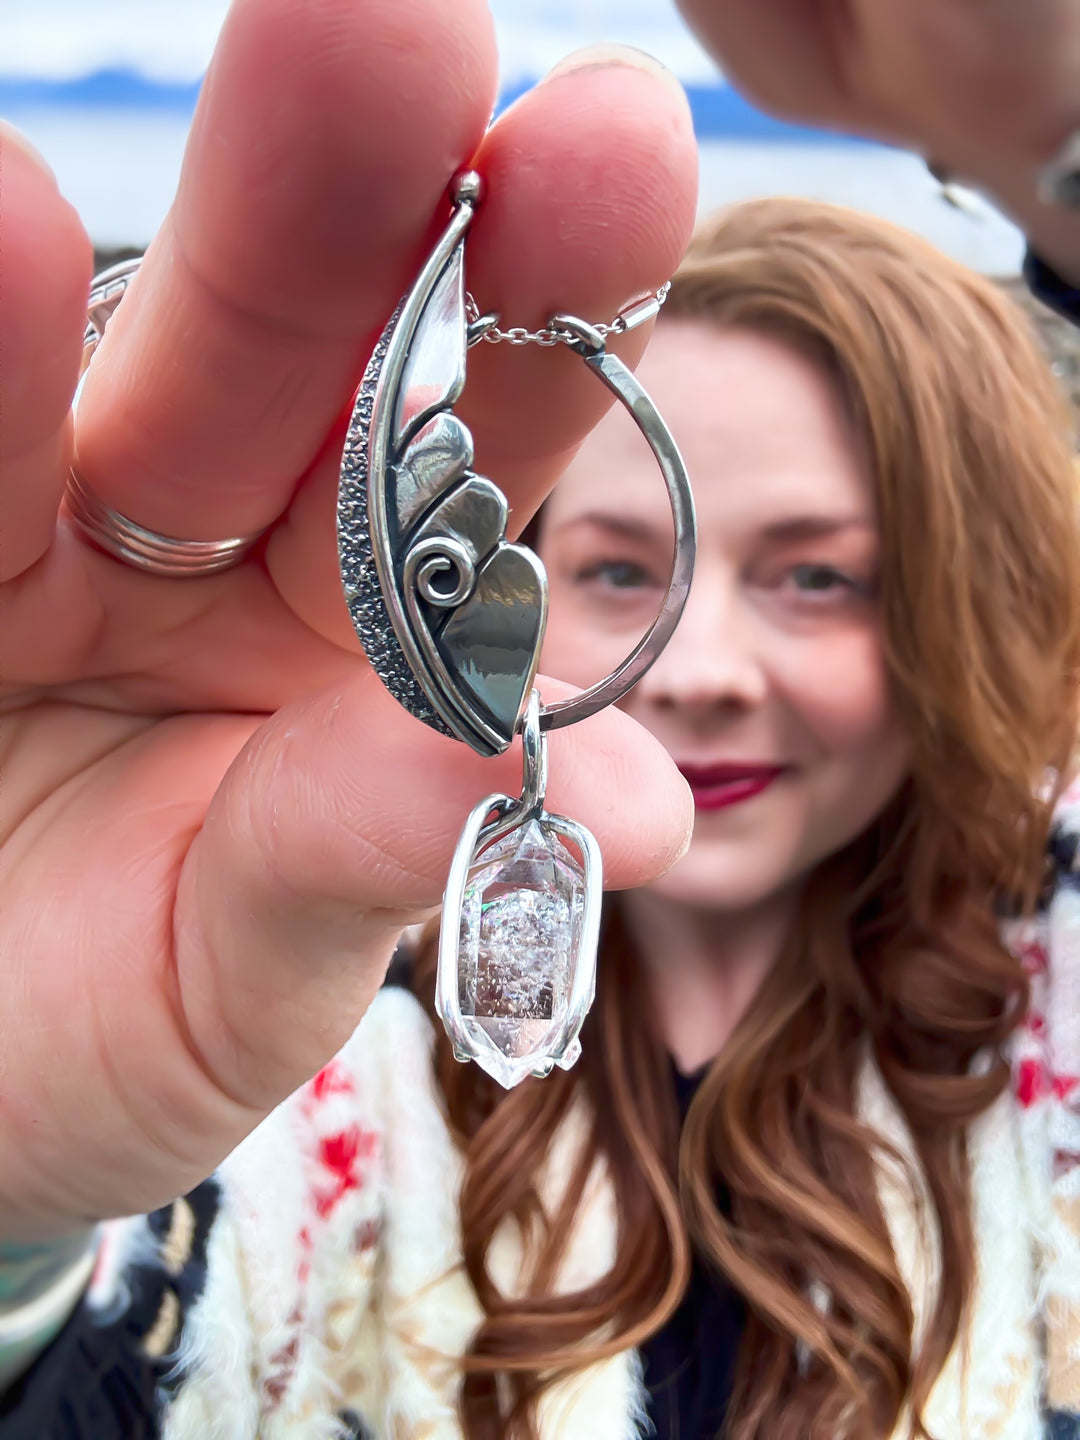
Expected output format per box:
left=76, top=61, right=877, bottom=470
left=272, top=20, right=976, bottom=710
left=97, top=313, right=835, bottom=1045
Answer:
left=457, top=817, right=586, bottom=1088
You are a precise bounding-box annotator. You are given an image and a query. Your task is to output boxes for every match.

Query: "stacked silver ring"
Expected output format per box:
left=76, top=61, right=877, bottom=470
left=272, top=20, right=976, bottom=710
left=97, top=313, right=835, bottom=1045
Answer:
left=64, top=257, right=263, bottom=578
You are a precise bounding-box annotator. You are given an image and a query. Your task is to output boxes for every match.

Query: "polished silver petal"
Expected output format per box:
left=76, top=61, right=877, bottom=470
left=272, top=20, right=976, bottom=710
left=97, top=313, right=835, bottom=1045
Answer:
left=393, top=243, right=467, bottom=447
left=394, top=412, right=474, bottom=535
left=437, top=543, right=546, bottom=748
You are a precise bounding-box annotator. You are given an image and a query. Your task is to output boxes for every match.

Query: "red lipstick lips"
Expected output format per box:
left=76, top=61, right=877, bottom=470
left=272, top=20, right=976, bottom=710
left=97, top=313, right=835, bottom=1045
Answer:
left=678, top=763, right=786, bottom=812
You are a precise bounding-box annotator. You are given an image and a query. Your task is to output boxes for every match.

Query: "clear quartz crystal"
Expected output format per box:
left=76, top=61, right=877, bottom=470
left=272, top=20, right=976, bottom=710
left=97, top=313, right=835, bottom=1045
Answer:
left=457, top=817, right=586, bottom=1088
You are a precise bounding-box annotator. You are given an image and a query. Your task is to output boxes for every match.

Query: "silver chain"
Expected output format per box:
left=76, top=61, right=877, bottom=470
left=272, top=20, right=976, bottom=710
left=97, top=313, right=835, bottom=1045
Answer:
left=464, top=282, right=671, bottom=348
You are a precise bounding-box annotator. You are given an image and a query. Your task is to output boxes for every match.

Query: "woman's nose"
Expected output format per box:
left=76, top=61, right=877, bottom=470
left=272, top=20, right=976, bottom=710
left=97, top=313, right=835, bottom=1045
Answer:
left=635, top=569, right=768, bottom=716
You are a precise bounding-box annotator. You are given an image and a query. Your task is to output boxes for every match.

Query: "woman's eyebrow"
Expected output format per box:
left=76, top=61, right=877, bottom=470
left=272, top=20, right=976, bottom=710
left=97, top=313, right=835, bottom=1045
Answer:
left=551, top=513, right=874, bottom=543
left=552, top=512, right=659, bottom=542
left=761, top=515, right=875, bottom=542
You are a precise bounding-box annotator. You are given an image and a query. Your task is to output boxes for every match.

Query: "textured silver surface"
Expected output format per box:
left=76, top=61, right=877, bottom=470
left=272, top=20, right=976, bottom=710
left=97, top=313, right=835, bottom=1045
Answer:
left=338, top=305, right=452, bottom=734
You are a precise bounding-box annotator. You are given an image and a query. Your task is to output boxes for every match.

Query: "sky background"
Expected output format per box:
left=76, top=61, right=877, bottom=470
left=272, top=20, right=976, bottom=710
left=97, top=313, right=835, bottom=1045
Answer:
left=2, top=0, right=1025, bottom=272
left=11, top=0, right=720, bottom=81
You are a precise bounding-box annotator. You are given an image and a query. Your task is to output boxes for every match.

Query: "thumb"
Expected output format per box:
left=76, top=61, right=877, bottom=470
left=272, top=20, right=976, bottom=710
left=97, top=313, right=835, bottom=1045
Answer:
left=174, top=667, right=692, bottom=1108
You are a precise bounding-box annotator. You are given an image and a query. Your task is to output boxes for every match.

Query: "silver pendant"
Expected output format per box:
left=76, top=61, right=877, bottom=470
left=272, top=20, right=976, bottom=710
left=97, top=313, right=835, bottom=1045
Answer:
left=338, top=171, right=696, bottom=1087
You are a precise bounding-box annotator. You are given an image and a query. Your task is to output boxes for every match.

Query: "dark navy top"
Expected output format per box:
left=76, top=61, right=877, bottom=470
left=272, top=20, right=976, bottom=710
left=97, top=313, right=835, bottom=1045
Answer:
left=640, top=1065, right=746, bottom=1440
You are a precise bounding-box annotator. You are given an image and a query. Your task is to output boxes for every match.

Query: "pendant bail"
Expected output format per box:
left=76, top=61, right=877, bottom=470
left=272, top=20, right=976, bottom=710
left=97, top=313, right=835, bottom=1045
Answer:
left=516, top=689, right=548, bottom=821
left=547, top=313, right=607, bottom=356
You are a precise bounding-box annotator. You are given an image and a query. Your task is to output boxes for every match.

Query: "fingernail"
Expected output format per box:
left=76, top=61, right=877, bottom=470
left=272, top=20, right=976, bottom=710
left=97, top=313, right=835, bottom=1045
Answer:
left=0, top=121, right=57, bottom=185
left=672, top=788, right=696, bottom=867
left=541, top=42, right=687, bottom=101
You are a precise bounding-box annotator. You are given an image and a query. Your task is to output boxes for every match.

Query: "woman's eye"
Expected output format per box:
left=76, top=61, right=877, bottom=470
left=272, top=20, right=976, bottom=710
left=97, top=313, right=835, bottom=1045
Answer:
left=576, top=560, right=653, bottom=590
left=789, top=563, right=855, bottom=595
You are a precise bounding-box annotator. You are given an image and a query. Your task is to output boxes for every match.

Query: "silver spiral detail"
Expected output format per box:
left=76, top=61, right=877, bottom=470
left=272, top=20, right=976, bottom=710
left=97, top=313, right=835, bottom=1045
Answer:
left=404, top=535, right=477, bottom=608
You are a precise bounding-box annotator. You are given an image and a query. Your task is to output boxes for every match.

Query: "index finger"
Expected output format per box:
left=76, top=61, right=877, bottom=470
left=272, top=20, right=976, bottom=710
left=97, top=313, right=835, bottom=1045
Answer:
left=676, top=0, right=865, bottom=128
left=72, top=0, right=499, bottom=544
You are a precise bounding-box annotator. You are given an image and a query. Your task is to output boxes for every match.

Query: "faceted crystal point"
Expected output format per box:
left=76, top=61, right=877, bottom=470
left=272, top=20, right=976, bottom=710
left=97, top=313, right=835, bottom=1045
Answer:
left=556, top=1038, right=582, bottom=1071
left=457, top=817, right=587, bottom=1088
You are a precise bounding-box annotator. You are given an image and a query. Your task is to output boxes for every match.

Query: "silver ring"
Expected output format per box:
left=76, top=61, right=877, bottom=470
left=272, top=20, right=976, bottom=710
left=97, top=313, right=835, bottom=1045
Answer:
left=63, top=258, right=264, bottom=578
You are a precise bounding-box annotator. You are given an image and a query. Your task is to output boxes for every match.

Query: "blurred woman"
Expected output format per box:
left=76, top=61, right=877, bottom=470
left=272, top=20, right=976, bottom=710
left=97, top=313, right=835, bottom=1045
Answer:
left=410, top=198, right=1080, bottom=1439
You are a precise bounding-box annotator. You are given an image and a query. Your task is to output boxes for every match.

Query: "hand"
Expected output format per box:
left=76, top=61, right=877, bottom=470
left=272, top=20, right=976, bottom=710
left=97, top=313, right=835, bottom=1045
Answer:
left=0, top=0, right=697, bottom=1240
left=678, top=0, right=1080, bottom=282
left=678, top=0, right=1080, bottom=173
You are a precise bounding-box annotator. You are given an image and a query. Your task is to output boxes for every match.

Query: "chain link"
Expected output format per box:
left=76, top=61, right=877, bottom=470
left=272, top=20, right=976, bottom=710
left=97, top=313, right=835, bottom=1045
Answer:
left=465, top=282, right=671, bottom=347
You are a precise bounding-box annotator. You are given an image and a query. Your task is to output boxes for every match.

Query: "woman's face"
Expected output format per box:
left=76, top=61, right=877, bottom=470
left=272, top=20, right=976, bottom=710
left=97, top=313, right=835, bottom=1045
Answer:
left=539, top=321, right=908, bottom=913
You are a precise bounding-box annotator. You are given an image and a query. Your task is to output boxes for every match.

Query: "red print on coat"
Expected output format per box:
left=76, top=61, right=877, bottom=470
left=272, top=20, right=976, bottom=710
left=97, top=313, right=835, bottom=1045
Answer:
left=1016, top=940, right=1049, bottom=977
left=1016, top=1057, right=1080, bottom=1108
left=312, top=1125, right=379, bottom=1219
left=1024, top=1010, right=1047, bottom=1038
left=1015, top=1058, right=1049, bottom=1108
left=311, top=1059, right=355, bottom=1103
left=263, top=1306, right=304, bottom=1408
left=296, top=1225, right=313, bottom=1286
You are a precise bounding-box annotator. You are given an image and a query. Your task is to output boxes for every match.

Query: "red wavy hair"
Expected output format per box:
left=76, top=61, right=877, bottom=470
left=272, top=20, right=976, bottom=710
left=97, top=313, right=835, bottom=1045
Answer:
left=415, top=198, right=1080, bottom=1439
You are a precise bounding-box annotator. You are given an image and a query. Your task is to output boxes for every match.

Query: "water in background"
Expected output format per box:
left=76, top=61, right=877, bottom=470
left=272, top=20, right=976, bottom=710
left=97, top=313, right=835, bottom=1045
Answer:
left=3, top=0, right=1023, bottom=272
